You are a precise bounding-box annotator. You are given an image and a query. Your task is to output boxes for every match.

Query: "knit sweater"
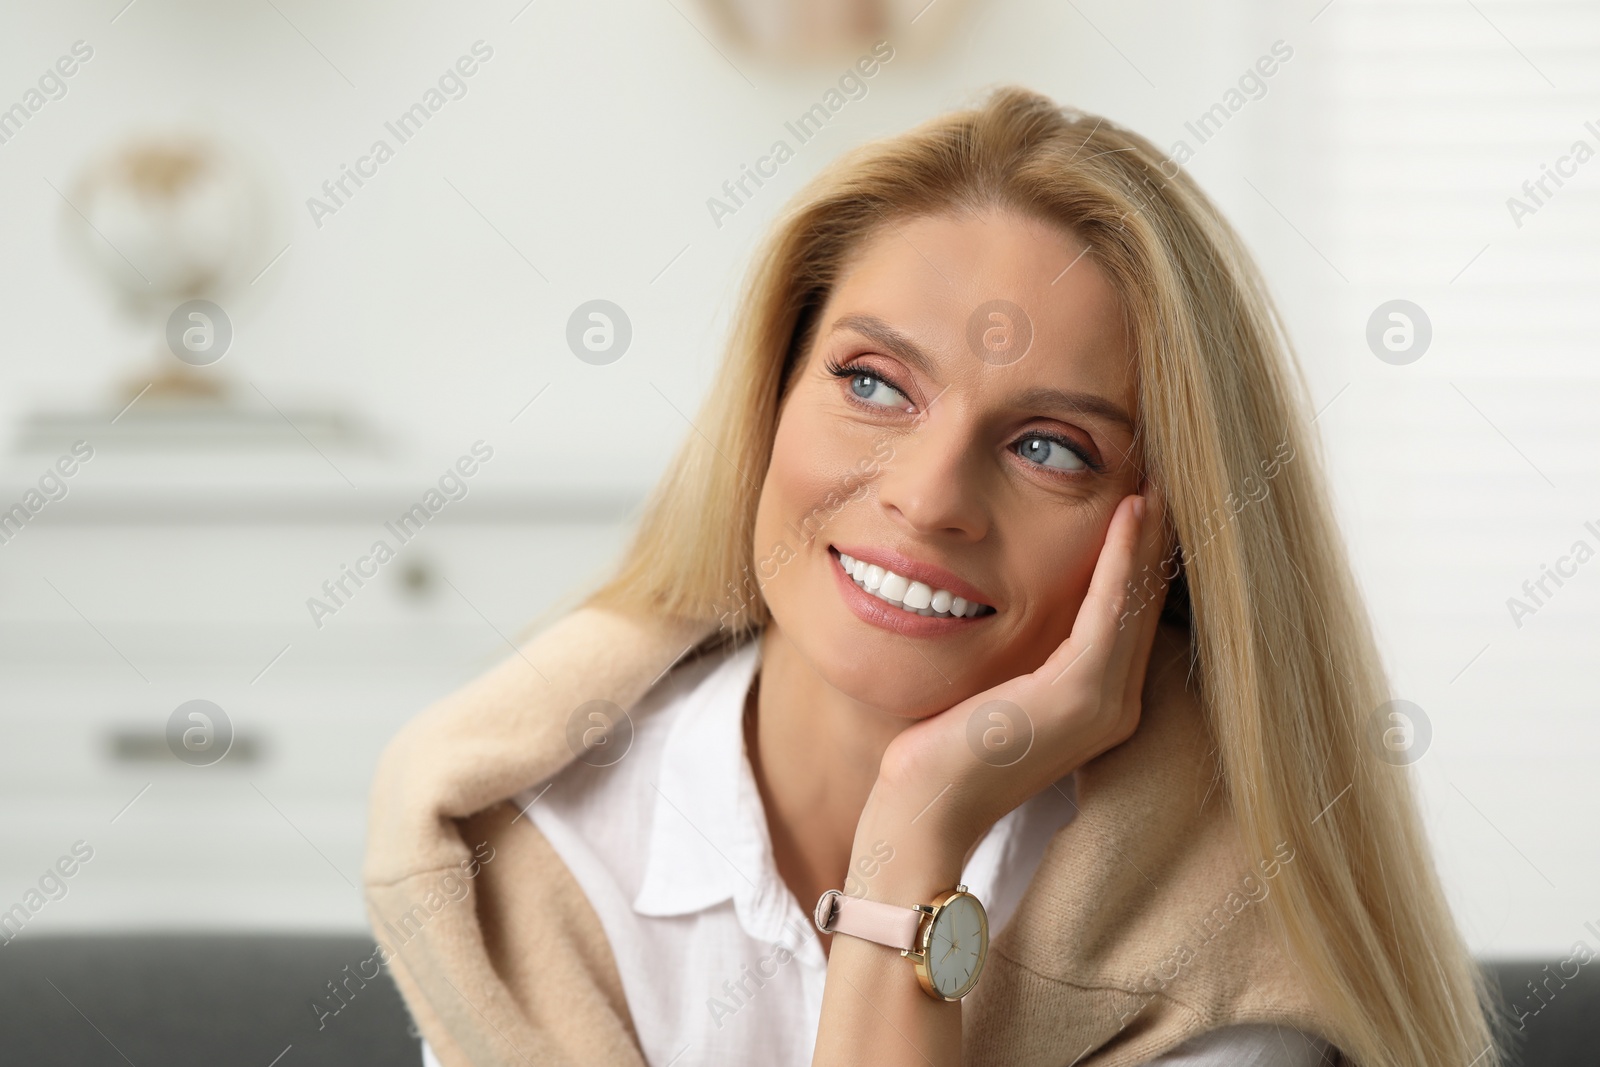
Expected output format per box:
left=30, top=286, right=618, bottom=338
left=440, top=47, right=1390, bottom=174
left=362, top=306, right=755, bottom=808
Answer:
left=362, top=606, right=1346, bottom=1066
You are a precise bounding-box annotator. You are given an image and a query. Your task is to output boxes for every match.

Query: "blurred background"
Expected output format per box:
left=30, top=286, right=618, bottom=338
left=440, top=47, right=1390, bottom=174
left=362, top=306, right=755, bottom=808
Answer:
left=0, top=0, right=1595, bottom=1023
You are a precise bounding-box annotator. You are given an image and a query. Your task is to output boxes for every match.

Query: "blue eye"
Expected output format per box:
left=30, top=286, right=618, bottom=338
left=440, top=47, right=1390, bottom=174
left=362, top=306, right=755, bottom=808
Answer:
left=846, top=370, right=906, bottom=408
left=825, top=357, right=911, bottom=410
left=1017, top=433, right=1090, bottom=473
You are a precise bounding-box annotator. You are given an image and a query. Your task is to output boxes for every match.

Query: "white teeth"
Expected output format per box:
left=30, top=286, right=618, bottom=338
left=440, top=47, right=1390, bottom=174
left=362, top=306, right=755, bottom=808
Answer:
left=833, top=549, right=993, bottom=619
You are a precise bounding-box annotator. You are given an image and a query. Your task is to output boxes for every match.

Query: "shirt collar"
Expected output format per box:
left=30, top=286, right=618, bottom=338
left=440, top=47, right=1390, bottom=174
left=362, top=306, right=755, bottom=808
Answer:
left=632, top=638, right=768, bottom=921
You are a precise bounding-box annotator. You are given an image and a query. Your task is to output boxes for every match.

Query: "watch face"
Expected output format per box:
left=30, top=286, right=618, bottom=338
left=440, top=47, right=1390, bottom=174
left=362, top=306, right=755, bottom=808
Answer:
left=925, top=893, right=987, bottom=998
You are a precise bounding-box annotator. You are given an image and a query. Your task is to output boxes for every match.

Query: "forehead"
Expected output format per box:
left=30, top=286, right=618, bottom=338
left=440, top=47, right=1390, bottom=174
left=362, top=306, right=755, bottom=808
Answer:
left=818, top=210, right=1135, bottom=405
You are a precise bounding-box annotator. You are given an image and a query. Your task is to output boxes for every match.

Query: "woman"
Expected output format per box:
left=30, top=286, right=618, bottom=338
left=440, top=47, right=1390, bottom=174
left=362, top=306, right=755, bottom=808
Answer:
left=364, top=86, right=1505, bottom=1066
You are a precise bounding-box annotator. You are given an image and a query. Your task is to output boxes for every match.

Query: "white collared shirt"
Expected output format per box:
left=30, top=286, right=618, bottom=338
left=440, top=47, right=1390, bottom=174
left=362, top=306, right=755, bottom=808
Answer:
left=420, top=637, right=1332, bottom=1067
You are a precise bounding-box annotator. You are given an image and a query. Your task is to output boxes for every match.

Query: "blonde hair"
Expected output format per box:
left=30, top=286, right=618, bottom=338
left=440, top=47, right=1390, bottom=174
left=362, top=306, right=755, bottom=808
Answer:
left=569, top=87, right=1504, bottom=1067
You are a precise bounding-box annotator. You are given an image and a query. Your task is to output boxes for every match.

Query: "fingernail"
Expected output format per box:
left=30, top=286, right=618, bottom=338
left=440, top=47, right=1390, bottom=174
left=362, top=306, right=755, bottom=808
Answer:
left=1131, top=495, right=1146, bottom=522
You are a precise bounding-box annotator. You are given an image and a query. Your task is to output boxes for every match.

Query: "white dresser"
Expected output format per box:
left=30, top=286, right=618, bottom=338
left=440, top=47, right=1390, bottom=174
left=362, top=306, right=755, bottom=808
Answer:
left=0, top=418, right=638, bottom=934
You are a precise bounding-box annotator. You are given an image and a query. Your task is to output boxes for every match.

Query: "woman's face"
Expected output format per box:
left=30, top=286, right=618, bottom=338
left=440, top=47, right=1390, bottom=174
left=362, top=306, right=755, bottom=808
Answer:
left=751, top=208, right=1145, bottom=718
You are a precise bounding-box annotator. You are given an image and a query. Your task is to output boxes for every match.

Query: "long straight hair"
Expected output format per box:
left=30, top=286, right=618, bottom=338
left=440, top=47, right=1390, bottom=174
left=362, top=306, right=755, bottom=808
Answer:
left=571, top=87, right=1503, bottom=1067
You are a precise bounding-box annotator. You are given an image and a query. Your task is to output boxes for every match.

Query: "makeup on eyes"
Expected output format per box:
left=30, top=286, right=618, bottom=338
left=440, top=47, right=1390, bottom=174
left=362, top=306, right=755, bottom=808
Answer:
left=821, top=353, right=1109, bottom=475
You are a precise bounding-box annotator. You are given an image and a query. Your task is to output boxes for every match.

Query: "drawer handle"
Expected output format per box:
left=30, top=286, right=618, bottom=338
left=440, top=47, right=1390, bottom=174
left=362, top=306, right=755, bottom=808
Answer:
left=106, top=727, right=262, bottom=765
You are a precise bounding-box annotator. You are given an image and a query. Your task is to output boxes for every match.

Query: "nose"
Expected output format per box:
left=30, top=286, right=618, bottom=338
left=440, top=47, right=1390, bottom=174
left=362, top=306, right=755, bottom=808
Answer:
left=873, top=405, right=990, bottom=541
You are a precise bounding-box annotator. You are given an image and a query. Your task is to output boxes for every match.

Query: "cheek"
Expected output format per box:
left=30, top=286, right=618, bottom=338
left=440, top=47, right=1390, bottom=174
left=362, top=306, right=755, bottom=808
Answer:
left=769, top=413, right=826, bottom=500
left=753, top=408, right=826, bottom=574
left=756, top=415, right=810, bottom=543
left=1012, top=525, right=1108, bottom=657
left=760, top=399, right=862, bottom=529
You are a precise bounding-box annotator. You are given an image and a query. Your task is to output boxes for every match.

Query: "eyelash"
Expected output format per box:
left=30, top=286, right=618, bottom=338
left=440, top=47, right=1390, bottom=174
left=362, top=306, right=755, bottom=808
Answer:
left=822, top=356, right=1108, bottom=476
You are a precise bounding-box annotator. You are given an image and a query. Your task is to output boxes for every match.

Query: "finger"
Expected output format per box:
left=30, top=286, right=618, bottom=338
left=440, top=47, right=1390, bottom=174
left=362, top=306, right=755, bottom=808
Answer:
left=1103, top=483, right=1171, bottom=689
left=1036, top=493, right=1144, bottom=686
left=1120, top=483, right=1174, bottom=707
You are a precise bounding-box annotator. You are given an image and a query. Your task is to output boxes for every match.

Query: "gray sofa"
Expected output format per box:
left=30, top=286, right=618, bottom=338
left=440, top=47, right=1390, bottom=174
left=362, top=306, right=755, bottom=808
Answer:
left=0, top=936, right=1589, bottom=1065
left=0, top=936, right=419, bottom=1066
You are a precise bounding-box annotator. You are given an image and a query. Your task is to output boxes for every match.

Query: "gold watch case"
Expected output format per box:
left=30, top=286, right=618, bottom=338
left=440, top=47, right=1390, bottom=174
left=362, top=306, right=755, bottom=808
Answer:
left=902, top=884, right=989, bottom=1002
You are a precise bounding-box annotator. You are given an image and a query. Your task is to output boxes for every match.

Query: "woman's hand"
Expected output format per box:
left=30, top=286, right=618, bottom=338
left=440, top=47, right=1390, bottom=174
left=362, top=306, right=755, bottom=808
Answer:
left=810, top=487, right=1174, bottom=1067
left=861, top=486, right=1174, bottom=872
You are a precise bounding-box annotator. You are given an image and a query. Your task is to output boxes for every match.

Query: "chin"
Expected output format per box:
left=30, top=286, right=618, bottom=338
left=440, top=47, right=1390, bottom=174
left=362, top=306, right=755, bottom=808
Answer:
left=831, top=666, right=957, bottom=720
left=798, top=621, right=977, bottom=719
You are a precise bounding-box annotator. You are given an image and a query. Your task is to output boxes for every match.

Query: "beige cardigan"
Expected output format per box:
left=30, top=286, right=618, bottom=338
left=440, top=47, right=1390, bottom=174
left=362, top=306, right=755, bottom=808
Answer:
left=362, top=606, right=1345, bottom=1066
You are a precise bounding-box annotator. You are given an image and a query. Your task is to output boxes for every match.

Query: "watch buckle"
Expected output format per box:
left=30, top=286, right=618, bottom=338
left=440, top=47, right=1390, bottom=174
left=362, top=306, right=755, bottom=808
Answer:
left=813, top=889, right=842, bottom=933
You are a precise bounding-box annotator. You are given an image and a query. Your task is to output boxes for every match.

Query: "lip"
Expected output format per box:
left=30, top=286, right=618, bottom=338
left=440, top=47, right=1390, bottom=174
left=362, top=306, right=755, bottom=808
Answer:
left=827, top=544, right=997, bottom=638
left=828, top=543, right=997, bottom=609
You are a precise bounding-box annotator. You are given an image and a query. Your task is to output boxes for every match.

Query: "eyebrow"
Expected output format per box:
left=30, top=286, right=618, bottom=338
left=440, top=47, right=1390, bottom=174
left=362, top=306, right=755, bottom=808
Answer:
left=827, top=313, right=1135, bottom=434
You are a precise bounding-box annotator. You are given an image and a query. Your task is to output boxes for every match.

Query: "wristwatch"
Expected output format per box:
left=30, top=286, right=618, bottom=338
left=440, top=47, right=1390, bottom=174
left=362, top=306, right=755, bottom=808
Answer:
left=813, top=884, right=989, bottom=1001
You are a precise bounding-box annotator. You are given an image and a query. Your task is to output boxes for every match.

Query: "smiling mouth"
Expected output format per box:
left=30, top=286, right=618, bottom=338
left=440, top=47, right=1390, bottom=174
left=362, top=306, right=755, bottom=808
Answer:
left=829, top=546, right=997, bottom=619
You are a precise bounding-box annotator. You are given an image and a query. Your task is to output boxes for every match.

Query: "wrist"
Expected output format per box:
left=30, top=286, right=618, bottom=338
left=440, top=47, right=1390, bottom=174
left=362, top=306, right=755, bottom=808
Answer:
left=846, top=784, right=969, bottom=905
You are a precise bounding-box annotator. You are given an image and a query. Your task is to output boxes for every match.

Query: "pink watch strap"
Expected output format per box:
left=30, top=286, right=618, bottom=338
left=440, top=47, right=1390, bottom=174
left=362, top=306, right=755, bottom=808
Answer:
left=813, top=890, right=922, bottom=951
